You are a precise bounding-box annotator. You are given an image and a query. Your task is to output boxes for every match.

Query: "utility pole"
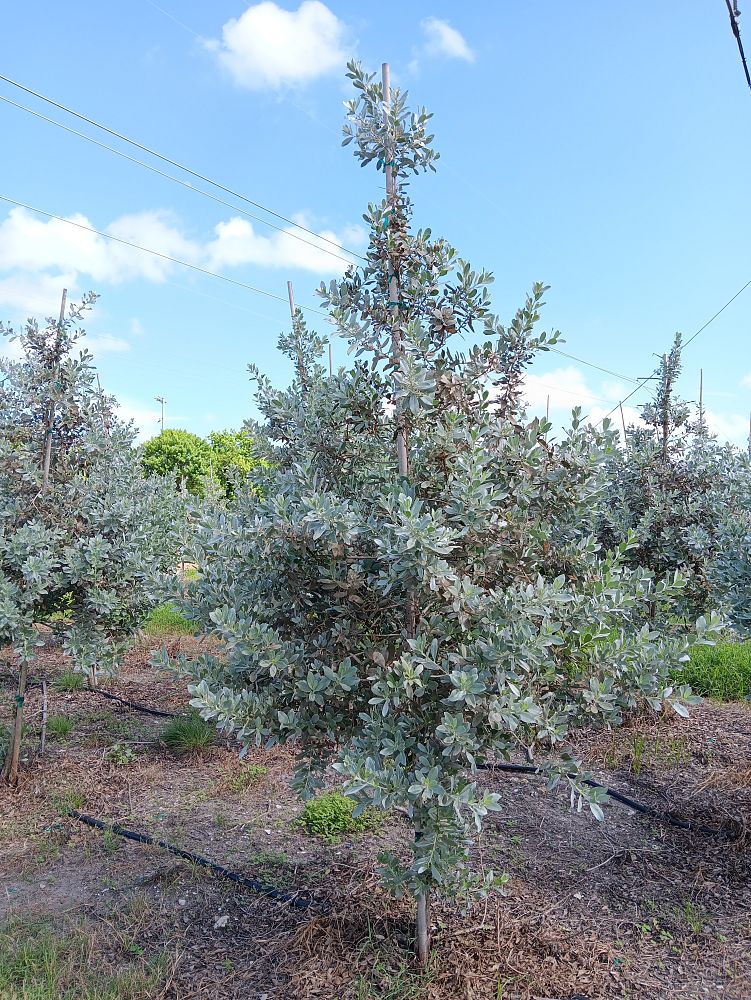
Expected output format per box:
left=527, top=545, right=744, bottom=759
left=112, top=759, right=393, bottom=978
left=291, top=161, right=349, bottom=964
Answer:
left=698, top=368, right=705, bottom=433
left=155, top=396, right=166, bottom=432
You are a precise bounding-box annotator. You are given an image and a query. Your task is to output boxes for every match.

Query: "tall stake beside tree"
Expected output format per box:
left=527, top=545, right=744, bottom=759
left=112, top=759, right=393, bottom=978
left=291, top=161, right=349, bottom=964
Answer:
left=177, top=63, right=720, bottom=963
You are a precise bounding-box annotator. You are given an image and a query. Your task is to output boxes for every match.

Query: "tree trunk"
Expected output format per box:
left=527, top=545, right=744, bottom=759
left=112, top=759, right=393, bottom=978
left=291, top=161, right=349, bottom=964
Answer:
left=1, top=660, right=29, bottom=786
left=88, top=665, right=98, bottom=689
left=416, top=889, right=431, bottom=966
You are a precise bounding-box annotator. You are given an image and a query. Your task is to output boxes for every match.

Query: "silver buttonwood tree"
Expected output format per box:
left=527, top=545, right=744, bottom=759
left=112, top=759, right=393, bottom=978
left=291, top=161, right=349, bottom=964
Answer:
left=177, top=64, right=718, bottom=962
left=0, top=294, right=186, bottom=784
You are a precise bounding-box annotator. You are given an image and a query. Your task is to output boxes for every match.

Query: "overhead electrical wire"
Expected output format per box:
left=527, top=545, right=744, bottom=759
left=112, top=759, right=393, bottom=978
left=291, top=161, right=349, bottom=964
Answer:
left=0, top=92, right=358, bottom=270
left=0, top=71, right=368, bottom=262
left=0, top=194, right=331, bottom=321
left=547, top=346, right=638, bottom=384
left=597, top=275, right=751, bottom=425
left=724, top=0, right=751, bottom=90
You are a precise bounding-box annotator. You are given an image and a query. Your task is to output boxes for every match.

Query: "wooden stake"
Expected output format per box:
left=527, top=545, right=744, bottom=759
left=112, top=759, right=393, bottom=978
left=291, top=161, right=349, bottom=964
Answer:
left=287, top=280, right=308, bottom=387
left=661, top=353, right=670, bottom=463
left=619, top=402, right=627, bottom=442
left=41, top=288, right=67, bottom=487
left=1, top=660, right=29, bottom=785
left=39, top=678, right=48, bottom=755
left=382, top=63, right=409, bottom=479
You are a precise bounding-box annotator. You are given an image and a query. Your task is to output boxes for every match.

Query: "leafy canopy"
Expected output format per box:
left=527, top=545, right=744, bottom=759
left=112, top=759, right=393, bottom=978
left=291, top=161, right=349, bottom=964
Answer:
left=174, top=64, right=719, bottom=911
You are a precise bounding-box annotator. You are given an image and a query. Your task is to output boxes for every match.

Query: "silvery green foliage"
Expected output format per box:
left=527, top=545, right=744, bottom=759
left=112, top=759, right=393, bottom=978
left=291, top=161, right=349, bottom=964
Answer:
left=0, top=295, right=186, bottom=673
left=597, top=337, right=751, bottom=626
left=175, top=64, right=718, bottom=902
left=705, top=459, right=751, bottom=636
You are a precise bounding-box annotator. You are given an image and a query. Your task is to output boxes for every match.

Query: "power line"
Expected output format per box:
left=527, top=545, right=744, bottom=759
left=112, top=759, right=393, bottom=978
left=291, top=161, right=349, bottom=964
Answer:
left=547, top=346, right=639, bottom=383
left=0, top=194, right=331, bottom=321
left=597, top=275, right=751, bottom=424
left=724, top=0, right=751, bottom=91
left=0, top=71, right=368, bottom=262
left=0, top=93, right=358, bottom=270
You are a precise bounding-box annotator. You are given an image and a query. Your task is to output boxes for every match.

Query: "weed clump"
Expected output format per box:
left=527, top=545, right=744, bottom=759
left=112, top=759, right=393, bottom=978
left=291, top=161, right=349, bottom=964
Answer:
left=224, top=764, right=267, bottom=793
left=55, top=671, right=85, bottom=692
left=161, top=712, right=214, bottom=754
left=47, top=716, right=75, bottom=738
left=297, top=790, right=380, bottom=843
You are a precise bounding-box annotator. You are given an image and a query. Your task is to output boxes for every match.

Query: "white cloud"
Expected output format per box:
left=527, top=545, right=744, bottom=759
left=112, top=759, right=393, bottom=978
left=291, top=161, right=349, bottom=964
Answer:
left=420, top=17, right=474, bottom=63
left=520, top=365, right=645, bottom=439
left=742, top=373, right=751, bottom=389
left=0, top=270, right=75, bottom=322
left=85, top=333, right=131, bottom=357
left=705, top=409, right=750, bottom=448
left=0, top=207, right=199, bottom=287
left=115, top=397, right=163, bottom=443
left=0, top=205, right=362, bottom=325
left=206, top=215, right=363, bottom=275
left=205, top=1, right=348, bottom=90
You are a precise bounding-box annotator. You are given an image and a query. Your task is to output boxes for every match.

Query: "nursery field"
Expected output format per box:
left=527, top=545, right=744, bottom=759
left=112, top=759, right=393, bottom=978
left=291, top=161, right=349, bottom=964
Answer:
left=1, top=630, right=749, bottom=1000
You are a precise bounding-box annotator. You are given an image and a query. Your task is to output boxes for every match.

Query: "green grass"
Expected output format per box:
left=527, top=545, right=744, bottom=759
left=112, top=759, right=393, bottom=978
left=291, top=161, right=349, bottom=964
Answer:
left=55, top=671, right=86, bottom=692
left=224, top=763, right=268, bottom=793
left=0, top=917, right=170, bottom=999
left=47, top=715, right=75, bottom=738
left=142, top=603, right=195, bottom=637
left=674, top=641, right=751, bottom=701
left=161, top=711, right=214, bottom=754
left=296, top=790, right=381, bottom=843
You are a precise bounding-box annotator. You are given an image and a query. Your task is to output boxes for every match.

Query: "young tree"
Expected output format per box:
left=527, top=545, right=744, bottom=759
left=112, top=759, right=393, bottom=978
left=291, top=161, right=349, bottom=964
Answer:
left=598, top=336, right=751, bottom=624
left=142, top=427, right=263, bottom=499
left=175, top=64, right=717, bottom=961
left=0, top=294, right=185, bottom=784
left=142, top=428, right=212, bottom=496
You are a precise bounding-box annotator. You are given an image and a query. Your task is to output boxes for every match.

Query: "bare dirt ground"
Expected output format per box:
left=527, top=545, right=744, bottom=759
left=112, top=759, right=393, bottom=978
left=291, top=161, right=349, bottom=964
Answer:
left=1, top=638, right=749, bottom=999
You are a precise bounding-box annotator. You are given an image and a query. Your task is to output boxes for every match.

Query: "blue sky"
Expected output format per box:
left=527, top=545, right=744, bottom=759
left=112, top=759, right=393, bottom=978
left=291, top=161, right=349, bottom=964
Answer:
left=1, top=1, right=750, bottom=446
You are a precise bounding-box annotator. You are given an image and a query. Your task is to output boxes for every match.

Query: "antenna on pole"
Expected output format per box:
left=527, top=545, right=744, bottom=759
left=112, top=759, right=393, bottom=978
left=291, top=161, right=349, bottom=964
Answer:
left=155, top=396, right=166, bottom=432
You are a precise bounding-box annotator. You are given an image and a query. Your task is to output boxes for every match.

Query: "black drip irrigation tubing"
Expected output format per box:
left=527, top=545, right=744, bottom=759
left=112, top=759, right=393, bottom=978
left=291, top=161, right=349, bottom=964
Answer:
left=86, top=688, right=183, bottom=719
left=478, top=762, right=732, bottom=837
left=68, top=810, right=316, bottom=910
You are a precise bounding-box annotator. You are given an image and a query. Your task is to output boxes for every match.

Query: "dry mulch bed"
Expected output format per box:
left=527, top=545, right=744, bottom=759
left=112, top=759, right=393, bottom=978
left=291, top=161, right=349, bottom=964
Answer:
left=1, top=640, right=750, bottom=999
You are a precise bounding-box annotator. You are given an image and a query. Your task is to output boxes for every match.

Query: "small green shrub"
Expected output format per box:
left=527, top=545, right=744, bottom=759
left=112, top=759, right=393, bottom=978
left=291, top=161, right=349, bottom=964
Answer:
left=296, top=790, right=381, bottom=843
left=55, top=671, right=85, bottom=692
left=224, top=764, right=267, bottom=793
left=47, top=716, right=75, bottom=738
left=52, top=789, right=85, bottom=814
left=161, top=712, right=214, bottom=754
left=674, top=642, right=751, bottom=701
left=105, top=742, right=136, bottom=766
left=143, top=604, right=195, bottom=637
